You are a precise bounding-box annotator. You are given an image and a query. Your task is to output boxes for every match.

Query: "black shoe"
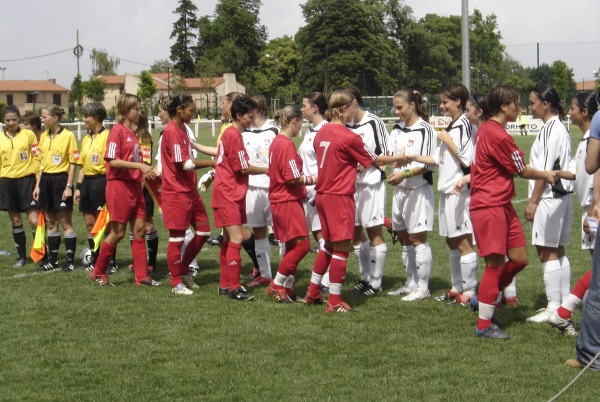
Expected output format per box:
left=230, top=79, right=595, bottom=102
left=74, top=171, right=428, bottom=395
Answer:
left=387, top=226, right=398, bottom=244
left=360, top=285, right=382, bottom=297
left=228, top=286, right=255, bottom=301
left=218, top=287, right=230, bottom=296
left=207, top=234, right=223, bottom=247
left=13, top=258, right=27, bottom=268
left=352, top=280, right=369, bottom=294
left=107, top=261, right=118, bottom=274
left=268, top=233, right=277, bottom=246
left=62, top=262, right=75, bottom=273
left=36, top=262, right=59, bottom=271
left=319, top=284, right=329, bottom=295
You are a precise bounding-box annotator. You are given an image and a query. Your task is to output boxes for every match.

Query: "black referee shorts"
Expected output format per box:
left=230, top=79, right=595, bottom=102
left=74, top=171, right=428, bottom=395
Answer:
left=0, top=175, right=38, bottom=212
left=39, top=173, right=73, bottom=212
left=79, top=174, right=107, bottom=213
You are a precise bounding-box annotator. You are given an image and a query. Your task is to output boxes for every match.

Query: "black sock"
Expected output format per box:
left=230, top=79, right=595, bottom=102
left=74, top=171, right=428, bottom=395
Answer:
left=146, top=231, right=159, bottom=267
left=64, top=233, right=77, bottom=264
left=242, top=233, right=259, bottom=268
left=12, top=226, right=27, bottom=259
left=47, top=233, right=61, bottom=265
left=87, top=234, right=97, bottom=264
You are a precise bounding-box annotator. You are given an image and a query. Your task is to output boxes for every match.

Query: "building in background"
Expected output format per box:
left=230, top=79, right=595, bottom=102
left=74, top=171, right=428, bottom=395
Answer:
left=0, top=79, right=69, bottom=112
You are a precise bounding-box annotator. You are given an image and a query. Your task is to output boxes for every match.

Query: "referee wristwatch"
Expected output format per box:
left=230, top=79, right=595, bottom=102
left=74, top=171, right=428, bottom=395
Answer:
left=66, top=183, right=74, bottom=189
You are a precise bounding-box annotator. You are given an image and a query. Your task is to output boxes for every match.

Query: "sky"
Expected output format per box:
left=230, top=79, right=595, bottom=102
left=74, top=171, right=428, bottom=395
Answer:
left=1, top=0, right=599, bottom=89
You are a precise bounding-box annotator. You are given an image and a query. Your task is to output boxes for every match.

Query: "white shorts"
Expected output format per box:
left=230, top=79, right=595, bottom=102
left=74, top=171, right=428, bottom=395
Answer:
left=531, top=196, right=572, bottom=247
left=245, top=187, right=272, bottom=227
left=392, top=185, right=434, bottom=234
left=354, top=181, right=386, bottom=228
left=439, top=191, right=472, bottom=238
left=304, top=201, right=321, bottom=233
left=581, top=207, right=595, bottom=250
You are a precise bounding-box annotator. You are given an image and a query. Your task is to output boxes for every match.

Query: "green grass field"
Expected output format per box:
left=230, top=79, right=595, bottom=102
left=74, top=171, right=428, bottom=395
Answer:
left=0, top=125, right=597, bottom=401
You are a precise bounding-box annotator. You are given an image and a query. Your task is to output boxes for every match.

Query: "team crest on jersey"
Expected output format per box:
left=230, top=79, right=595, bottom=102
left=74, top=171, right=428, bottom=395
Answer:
left=19, top=151, right=28, bottom=161
left=91, top=154, right=100, bottom=165
left=52, top=154, right=62, bottom=165
left=73, top=150, right=80, bottom=160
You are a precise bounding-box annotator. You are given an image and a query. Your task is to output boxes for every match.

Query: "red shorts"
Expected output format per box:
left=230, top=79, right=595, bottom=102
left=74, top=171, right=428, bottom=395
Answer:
left=162, top=193, right=209, bottom=231
left=106, top=180, right=145, bottom=224
left=316, top=193, right=355, bottom=242
left=213, top=206, right=247, bottom=228
left=271, top=200, right=309, bottom=243
left=470, top=203, right=526, bottom=257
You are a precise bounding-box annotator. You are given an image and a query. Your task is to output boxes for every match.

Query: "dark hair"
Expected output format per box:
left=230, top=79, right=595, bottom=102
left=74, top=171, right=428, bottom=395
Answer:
left=231, top=96, right=257, bottom=121
left=22, top=111, right=41, bottom=130
left=488, top=85, right=520, bottom=117
left=440, top=83, right=470, bottom=112
left=136, top=111, right=152, bottom=146
left=274, top=105, right=302, bottom=128
left=3, top=105, right=20, bottom=119
left=168, top=94, right=194, bottom=117
left=225, top=92, right=242, bottom=103
left=303, top=92, right=328, bottom=116
left=573, top=92, right=599, bottom=120
left=158, top=95, right=172, bottom=111
left=393, top=89, right=429, bottom=122
left=249, top=94, right=267, bottom=117
left=532, top=85, right=565, bottom=120
left=82, top=102, right=107, bottom=122
left=344, top=85, right=363, bottom=107
left=469, top=93, right=491, bottom=121
left=43, top=104, right=65, bottom=121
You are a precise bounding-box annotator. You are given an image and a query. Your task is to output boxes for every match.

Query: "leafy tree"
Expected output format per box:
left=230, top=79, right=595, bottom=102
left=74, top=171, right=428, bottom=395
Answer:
left=137, top=71, right=158, bottom=114
left=552, top=60, right=574, bottom=102
left=253, top=36, right=301, bottom=103
left=595, top=69, right=600, bottom=91
left=81, top=78, right=106, bottom=103
left=90, top=48, right=120, bottom=76
left=150, top=59, right=173, bottom=74
left=170, top=0, right=198, bottom=77
left=69, top=75, right=84, bottom=110
left=469, top=9, right=505, bottom=93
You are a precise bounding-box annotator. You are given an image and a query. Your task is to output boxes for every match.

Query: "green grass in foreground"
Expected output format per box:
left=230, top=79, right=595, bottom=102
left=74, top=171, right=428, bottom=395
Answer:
left=0, top=127, right=597, bottom=401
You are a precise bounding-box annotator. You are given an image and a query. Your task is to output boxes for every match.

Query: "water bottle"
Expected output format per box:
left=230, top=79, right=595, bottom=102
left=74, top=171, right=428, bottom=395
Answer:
left=0, top=250, right=11, bottom=256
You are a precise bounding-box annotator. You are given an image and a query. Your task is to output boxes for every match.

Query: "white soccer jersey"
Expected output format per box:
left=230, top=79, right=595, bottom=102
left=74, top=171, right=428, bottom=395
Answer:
left=389, top=117, right=436, bottom=190
left=529, top=115, right=573, bottom=199
left=432, top=113, right=475, bottom=194
left=348, top=112, right=389, bottom=185
left=298, top=120, right=328, bottom=178
left=155, top=124, right=197, bottom=175
left=568, top=130, right=591, bottom=206
left=242, top=120, right=279, bottom=189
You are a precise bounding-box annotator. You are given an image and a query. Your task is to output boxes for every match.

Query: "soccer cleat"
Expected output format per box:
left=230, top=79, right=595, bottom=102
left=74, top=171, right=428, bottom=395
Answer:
left=134, top=277, right=163, bottom=287
left=268, top=232, right=278, bottom=246
left=181, top=275, right=199, bottom=290
left=401, top=288, right=430, bottom=301
left=319, top=285, right=329, bottom=295
left=207, top=234, right=223, bottom=247
left=62, top=262, right=75, bottom=273
left=352, top=280, right=369, bottom=294
left=188, top=267, right=198, bottom=277
left=300, top=293, right=325, bottom=305
left=447, top=293, right=472, bottom=307
left=218, top=287, right=230, bottom=296
left=474, top=324, right=511, bottom=339
left=326, top=302, right=358, bottom=313
left=243, top=267, right=260, bottom=282
left=247, top=276, right=272, bottom=287
left=83, top=263, right=95, bottom=272
left=547, top=310, right=578, bottom=336
left=36, top=262, right=59, bottom=272
left=564, top=359, right=583, bottom=369
left=526, top=308, right=551, bottom=323
left=266, top=283, right=293, bottom=303
left=89, top=271, right=113, bottom=287
left=13, top=258, right=27, bottom=268
left=387, top=283, right=417, bottom=296
left=360, top=285, right=382, bottom=297
left=501, top=296, right=519, bottom=308
left=108, top=261, right=118, bottom=274
left=228, top=286, right=255, bottom=301
left=172, top=284, right=194, bottom=295
left=285, top=288, right=298, bottom=302
left=434, top=289, right=461, bottom=302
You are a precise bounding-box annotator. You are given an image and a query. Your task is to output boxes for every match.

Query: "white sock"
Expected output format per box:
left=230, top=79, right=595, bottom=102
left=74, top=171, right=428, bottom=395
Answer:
left=284, top=274, right=295, bottom=289
left=279, top=241, right=285, bottom=259
left=415, top=242, right=432, bottom=291
left=562, top=294, right=583, bottom=312
left=449, top=248, right=462, bottom=292
left=369, top=244, right=387, bottom=290
left=479, top=302, right=495, bottom=322
left=559, top=256, right=571, bottom=302
left=273, top=272, right=287, bottom=287
left=354, top=242, right=371, bottom=282
left=543, top=260, right=562, bottom=311
left=460, top=252, right=478, bottom=296
left=318, top=238, right=325, bottom=251
left=255, top=238, right=272, bottom=279
left=407, top=245, right=417, bottom=288
left=503, top=276, right=518, bottom=299
left=182, top=229, right=198, bottom=269
left=310, top=272, right=323, bottom=286
left=329, top=283, right=342, bottom=296
left=321, top=270, right=330, bottom=287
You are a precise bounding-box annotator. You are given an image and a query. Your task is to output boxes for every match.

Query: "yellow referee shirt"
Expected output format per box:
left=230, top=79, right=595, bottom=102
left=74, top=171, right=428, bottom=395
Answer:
left=37, top=127, right=80, bottom=173
left=0, top=128, right=41, bottom=178
left=139, top=137, right=153, bottom=165
left=78, top=127, right=108, bottom=176
left=217, top=122, right=232, bottom=145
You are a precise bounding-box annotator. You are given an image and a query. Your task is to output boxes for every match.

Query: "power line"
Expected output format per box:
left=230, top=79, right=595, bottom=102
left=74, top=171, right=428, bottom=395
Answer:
left=506, top=41, right=600, bottom=47
left=0, top=48, right=73, bottom=63
left=82, top=47, right=152, bottom=67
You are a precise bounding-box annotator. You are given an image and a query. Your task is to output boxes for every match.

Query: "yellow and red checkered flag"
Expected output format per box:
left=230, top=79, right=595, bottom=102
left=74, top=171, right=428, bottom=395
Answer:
left=144, top=177, right=163, bottom=215
left=91, top=205, right=110, bottom=252
left=30, top=210, right=46, bottom=262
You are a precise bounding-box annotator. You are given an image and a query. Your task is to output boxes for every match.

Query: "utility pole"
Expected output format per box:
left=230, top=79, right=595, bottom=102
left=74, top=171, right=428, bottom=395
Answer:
left=73, top=29, right=83, bottom=77
left=461, top=0, right=471, bottom=92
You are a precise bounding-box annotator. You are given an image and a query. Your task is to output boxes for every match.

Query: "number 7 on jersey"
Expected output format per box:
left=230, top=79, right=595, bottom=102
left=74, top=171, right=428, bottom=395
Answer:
left=319, top=141, right=330, bottom=168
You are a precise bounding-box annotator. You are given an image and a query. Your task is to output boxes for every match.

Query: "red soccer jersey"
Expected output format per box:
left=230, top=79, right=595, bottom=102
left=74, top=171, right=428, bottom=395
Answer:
left=268, top=134, right=306, bottom=203
left=314, top=124, right=377, bottom=195
left=104, top=123, right=143, bottom=182
left=470, top=119, right=526, bottom=209
left=160, top=121, right=197, bottom=199
left=211, top=125, right=250, bottom=209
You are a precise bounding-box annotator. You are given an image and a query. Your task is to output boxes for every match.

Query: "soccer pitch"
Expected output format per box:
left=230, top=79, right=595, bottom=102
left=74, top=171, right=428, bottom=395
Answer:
left=0, top=127, right=596, bottom=400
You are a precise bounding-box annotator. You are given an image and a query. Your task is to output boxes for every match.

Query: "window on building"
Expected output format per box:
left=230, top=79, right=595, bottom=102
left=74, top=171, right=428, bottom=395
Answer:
left=53, top=93, right=61, bottom=105
left=26, top=93, right=38, bottom=103
left=6, top=94, right=13, bottom=105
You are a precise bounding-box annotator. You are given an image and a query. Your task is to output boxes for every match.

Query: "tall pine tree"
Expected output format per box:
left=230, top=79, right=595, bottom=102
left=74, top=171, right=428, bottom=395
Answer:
left=170, top=0, right=198, bottom=78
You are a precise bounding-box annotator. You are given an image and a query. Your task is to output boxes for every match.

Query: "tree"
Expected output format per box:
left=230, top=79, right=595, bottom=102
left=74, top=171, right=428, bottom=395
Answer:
left=81, top=78, right=106, bottom=103
left=69, top=75, right=84, bottom=111
left=170, top=0, right=198, bottom=77
left=90, top=48, right=120, bottom=76
left=137, top=71, right=158, bottom=114
left=253, top=36, right=301, bottom=103
left=150, top=59, right=173, bottom=74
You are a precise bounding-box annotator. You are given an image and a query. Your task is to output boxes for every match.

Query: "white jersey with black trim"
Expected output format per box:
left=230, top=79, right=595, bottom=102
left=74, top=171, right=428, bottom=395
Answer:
left=242, top=120, right=279, bottom=189
left=568, top=130, right=593, bottom=206
left=154, top=123, right=197, bottom=175
left=298, top=120, right=328, bottom=178
left=529, top=115, right=573, bottom=199
left=348, top=112, right=389, bottom=185
left=389, top=117, right=436, bottom=190
left=432, top=113, right=475, bottom=194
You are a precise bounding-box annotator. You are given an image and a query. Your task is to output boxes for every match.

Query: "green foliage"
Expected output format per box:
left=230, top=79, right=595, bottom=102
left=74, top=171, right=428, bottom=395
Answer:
left=137, top=71, right=158, bottom=113
left=0, top=101, right=6, bottom=119
left=89, top=48, right=119, bottom=76
left=253, top=37, right=301, bottom=103
left=170, top=0, right=198, bottom=77
left=69, top=75, right=83, bottom=109
left=81, top=78, right=106, bottom=103
left=150, top=59, right=173, bottom=74
left=525, top=62, right=576, bottom=104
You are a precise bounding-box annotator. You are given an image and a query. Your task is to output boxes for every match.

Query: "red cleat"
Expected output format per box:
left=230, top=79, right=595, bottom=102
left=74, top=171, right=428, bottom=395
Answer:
left=247, top=276, right=272, bottom=287
left=326, top=302, right=358, bottom=313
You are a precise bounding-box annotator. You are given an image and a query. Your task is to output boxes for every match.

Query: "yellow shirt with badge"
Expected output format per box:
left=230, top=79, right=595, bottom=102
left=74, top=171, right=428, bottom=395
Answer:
left=37, top=127, right=80, bottom=174
left=0, top=128, right=41, bottom=178
left=78, top=127, right=109, bottom=176
left=139, top=136, right=153, bottom=165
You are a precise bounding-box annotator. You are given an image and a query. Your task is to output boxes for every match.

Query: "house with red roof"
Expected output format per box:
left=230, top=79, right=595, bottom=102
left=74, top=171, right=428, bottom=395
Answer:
left=0, top=79, right=69, bottom=113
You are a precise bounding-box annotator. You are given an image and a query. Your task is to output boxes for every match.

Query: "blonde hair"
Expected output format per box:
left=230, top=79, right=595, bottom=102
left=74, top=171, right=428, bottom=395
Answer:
left=273, top=105, right=302, bottom=129
left=116, top=93, right=141, bottom=123
left=136, top=111, right=152, bottom=147
left=158, top=95, right=172, bottom=112
left=328, top=89, right=355, bottom=122
left=42, top=104, right=65, bottom=121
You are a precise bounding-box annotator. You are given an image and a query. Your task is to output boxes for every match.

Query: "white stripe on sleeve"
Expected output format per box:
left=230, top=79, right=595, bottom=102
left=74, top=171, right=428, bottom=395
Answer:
left=174, top=144, right=182, bottom=163
left=107, top=142, right=117, bottom=159
left=239, top=151, right=249, bottom=169
left=289, top=159, right=301, bottom=178
left=511, top=150, right=526, bottom=172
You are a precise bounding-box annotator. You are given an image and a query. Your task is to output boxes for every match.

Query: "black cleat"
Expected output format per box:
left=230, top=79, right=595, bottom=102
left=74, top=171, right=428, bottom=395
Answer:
left=228, top=286, right=255, bottom=301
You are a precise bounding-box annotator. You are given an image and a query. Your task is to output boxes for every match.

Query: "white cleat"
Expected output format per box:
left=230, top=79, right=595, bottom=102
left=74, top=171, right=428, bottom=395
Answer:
left=401, top=288, right=430, bottom=301
left=547, top=310, right=578, bottom=336
left=172, top=284, right=194, bottom=295
left=387, top=284, right=417, bottom=296
left=526, top=308, right=551, bottom=323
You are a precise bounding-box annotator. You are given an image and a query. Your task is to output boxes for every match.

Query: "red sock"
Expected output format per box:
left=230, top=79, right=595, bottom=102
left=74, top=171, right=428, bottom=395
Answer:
left=308, top=247, right=333, bottom=296
left=180, top=234, right=208, bottom=277
left=499, top=260, right=527, bottom=290
left=571, top=270, right=592, bottom=300
left=131, top=238, right=148, bottom=282
left=278, top=239, right=310, bottom=277
left=556, top=307, right=572, bottom=320
left=167, top=238, right=184, bottom=287
left=328, top=250, right=349, bottom=306
left=219, top=240, right=229, bottom=289
left=227, top=242, right=242, bottom=289
left=478, top=264, right=503, bottom=305
left=477, top=318, right=493, bottom=331
left=93, top=241, right=115, bottom=276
